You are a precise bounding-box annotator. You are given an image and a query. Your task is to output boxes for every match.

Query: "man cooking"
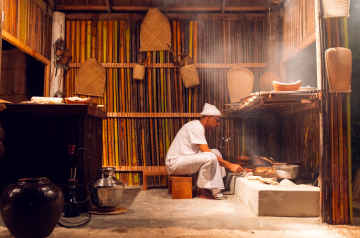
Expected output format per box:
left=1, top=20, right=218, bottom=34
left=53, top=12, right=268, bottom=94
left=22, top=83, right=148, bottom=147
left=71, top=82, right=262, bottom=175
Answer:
left=165, top=103, right=243, bottom=200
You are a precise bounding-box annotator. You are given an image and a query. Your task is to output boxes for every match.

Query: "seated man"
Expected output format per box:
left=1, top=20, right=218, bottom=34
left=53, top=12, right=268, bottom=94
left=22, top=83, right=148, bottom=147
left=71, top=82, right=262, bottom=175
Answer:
left=165, top=103, right=243, bottom=199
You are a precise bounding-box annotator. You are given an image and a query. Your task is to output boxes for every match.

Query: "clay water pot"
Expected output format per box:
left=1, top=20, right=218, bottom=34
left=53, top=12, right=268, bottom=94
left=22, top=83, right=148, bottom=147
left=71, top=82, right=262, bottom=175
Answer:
left=0, top=177, right=64, bottom=238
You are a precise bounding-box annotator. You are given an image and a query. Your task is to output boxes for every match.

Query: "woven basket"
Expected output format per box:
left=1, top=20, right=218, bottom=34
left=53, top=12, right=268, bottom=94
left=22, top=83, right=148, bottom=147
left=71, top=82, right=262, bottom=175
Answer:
left=75, top=58, right=106, bottom=97
left=260, top=72, right=279, bottom=91
left=322, top=0, right=350, bottom=18
left=179, top=65, right=200, bottom=88
left=227, top=68, right=254, bottom=103
left=133, top=64, right=145, bottom=80
left=140, top=8, right=171, bottom=52
left=325, top=47, right=352, bottom=93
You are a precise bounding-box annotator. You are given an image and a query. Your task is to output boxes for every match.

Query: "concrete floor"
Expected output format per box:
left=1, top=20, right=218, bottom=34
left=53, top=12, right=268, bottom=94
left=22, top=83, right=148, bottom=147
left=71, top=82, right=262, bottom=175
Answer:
left=1, top=188, right=360, bottom=237
left=71, top=188, right=322, bottom=230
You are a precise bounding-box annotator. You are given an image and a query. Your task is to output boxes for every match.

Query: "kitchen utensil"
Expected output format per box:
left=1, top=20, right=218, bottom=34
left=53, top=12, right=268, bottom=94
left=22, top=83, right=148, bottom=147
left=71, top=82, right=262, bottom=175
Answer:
left=274, top=164, right=300, bottom=179
left=252, top=156, right=272, bottom=167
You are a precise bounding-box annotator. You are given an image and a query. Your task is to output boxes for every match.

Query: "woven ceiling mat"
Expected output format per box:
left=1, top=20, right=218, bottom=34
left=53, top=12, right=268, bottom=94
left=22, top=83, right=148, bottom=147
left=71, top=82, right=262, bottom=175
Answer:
left=260, top=72, right=279, bottom=91
left=325, top=47, right=352, bottom=93
left=75, top=58, right=106, bottom=97
left=140, top=8, right=171, bottom=52
left=227, top=68, right=254, bottom=103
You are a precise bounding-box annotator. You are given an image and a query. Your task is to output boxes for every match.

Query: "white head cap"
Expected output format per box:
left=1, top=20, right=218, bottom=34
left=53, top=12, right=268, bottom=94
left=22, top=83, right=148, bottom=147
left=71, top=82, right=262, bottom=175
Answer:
left=200, top=103, right=221, bottom=116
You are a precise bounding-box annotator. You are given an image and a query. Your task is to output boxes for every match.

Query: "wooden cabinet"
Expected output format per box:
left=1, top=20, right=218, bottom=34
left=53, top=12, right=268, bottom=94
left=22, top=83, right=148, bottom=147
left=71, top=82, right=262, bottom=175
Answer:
left=0, top=104, right=106, bottom=200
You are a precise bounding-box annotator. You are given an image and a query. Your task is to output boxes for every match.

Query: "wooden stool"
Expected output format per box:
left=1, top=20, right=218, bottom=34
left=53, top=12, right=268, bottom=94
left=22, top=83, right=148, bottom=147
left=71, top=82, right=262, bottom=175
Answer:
left=168, top=175, right=192, bottom=199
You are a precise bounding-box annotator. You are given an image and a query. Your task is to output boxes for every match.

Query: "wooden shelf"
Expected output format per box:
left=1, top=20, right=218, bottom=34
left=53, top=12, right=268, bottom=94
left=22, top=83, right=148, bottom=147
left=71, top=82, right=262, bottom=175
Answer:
left=69, top=62, right=267, bottom=69
left=104, top=166, right=167, bottom=172
left=107, top=112, right=201, bottom=118
left=226, top=90, right=321, bottom=117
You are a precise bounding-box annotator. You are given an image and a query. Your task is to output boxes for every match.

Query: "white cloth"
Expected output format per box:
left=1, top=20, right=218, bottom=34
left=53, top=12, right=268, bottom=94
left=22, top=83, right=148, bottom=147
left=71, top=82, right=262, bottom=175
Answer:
left=167, top=148, right=226, bottom=190
left=166, top=120, right=207, bottom=174
left=200, top=103, right=221, bottom=116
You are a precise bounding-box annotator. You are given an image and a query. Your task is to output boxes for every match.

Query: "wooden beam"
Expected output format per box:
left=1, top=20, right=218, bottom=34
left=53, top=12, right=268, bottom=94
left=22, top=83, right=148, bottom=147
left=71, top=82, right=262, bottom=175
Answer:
left=31, top=0, right=53, bottom=17
left=221, top=0, right=226, bottom=13
left=107, top=112, right=202, bottom=118
left=69, top=62, right=267, bottom=68
left=105, top=0, right=111, bottom=13
left=1, top=30, right=50, bottom=65
left=105, top=166, right=167, bottom=172
left=225, top=6, right=272, bottom=11
left=47, top=0, right=55, bottom=10
left=57, top=5, right=272, bottom=12
left=65, top=12, right=266, bottom=21
left=65, top=13, right=145, bottom=21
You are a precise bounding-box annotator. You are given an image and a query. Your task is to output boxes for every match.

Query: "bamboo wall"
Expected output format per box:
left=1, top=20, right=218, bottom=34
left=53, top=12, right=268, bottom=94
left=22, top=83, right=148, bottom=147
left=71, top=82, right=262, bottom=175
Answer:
left=281, top=0, right=316, bottom=63
left=318, top=15, right=352, bottom=224
left=1, top=0, right=52, bottom=59
left=282, top=108, right=319, bottom=172
left=65, top=19, right=268, bottom=186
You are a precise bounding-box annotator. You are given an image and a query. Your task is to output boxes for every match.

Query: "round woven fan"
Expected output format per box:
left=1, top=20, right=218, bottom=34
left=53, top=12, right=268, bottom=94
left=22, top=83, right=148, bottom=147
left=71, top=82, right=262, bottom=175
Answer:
left=227, top=68, right=254, bottom=103
left=260, top=72, right=279, bottom=91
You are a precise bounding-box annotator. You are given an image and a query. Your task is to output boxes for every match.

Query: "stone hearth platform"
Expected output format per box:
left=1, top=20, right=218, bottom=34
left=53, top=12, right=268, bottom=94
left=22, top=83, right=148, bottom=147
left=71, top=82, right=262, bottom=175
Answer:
left=232, top=176, right=320, bottom=217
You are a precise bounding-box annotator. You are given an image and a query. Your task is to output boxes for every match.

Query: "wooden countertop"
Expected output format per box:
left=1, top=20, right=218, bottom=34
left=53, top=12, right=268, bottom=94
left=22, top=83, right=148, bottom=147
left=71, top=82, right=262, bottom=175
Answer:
left=0, top=104, right=107, bottom=119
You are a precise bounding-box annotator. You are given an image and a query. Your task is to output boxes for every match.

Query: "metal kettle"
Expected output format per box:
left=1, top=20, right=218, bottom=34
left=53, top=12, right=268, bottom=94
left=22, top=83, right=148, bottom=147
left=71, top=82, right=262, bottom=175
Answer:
left=91, top=167, right=124, bottom=212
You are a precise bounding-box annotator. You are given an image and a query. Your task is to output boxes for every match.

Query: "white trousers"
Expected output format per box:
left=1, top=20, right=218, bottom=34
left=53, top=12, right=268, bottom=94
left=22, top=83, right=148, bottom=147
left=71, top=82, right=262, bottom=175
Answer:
left=170, top=149, right=226, bottom=190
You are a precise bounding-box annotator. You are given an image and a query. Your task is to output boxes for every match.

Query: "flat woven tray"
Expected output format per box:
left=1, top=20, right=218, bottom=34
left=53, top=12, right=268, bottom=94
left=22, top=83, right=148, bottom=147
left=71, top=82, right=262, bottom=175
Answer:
left=88, top=206, right=127, bottom=215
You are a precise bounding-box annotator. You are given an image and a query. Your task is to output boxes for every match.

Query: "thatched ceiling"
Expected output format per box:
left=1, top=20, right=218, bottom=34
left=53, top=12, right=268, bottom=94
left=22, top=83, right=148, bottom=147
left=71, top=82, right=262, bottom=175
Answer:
left=52, top=0, right=281, bottom=13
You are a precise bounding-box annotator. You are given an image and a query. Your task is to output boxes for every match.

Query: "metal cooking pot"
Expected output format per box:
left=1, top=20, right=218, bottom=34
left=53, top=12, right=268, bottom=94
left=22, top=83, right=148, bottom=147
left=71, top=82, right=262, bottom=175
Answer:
left=91, top=167, right=124, bottom=211
left=274, top=164, right=300, bottom=179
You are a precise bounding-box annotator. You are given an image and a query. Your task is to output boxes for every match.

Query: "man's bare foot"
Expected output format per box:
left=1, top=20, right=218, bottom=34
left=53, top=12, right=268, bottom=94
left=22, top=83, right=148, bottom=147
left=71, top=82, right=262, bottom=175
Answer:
left=194, top=187, right=213, bottom=199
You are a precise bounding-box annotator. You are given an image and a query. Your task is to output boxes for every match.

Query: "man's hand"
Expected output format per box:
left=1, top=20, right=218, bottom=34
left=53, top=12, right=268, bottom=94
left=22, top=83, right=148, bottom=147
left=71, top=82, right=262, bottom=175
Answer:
left=229, top=164, right=243, bottom=174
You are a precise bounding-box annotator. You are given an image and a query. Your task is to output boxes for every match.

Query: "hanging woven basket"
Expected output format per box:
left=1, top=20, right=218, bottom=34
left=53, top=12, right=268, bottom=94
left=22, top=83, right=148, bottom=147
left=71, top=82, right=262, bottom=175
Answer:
left=179, top=65, right=200, bottom=88
left=227, top=68, right=254, bottom=103
left=322, top=0, right=350, bottom=18
left=325, top=47, right=352, bottom=93
left=75, top=58, right=106, bottom=97
left=133, top=64, right=145, bottom=80
left=260, top=72, right=279, bottom=91
left=140, top=8, right=171, bottom=52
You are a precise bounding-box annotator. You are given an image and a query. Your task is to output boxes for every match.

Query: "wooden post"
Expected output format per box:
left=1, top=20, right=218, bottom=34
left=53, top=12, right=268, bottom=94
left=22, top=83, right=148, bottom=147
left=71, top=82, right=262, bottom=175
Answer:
left=50, top=12, right=65, bottom=97
left=0, top=0, right=2, bottom=88
left=316, top=0, right=332, bottom=223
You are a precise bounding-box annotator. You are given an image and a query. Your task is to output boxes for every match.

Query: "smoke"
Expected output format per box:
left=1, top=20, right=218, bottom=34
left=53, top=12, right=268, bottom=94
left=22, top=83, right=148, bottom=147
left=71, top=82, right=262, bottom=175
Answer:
left=284, top=43, right=317, bottom=87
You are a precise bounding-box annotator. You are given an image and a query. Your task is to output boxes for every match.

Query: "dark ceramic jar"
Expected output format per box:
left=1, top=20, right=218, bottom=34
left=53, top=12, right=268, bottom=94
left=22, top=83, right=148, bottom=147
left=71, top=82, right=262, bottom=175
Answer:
left=0, top=177, right=64, bottom=238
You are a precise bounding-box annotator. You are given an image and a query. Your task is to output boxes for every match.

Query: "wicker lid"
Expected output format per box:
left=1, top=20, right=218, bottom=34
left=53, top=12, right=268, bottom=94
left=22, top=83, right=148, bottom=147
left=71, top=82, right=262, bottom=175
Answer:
left=260, top=72, right=279, bottom=91
left=75, top=58, right=106, bottom=97
left=140, top=8, right=171, bottom=52
left=227, top=68, right=254, bottom=103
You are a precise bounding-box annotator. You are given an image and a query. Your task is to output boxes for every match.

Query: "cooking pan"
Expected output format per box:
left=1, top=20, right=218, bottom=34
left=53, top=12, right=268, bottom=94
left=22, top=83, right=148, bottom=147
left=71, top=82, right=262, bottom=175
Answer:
left=251, top=156, right=302, bottom=179
left=274, top=164, right=300, bottom=179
